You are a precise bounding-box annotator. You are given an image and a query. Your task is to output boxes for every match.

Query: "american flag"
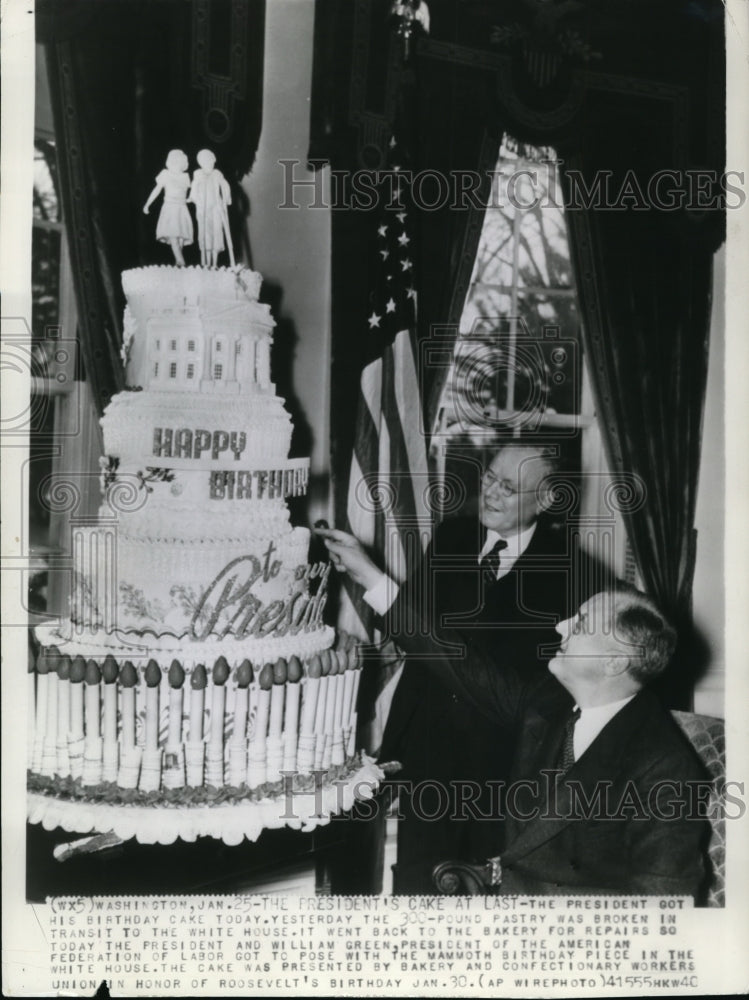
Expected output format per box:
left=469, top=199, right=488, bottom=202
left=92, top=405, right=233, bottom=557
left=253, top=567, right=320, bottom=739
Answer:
left=338, top=131, right=432, bottom=749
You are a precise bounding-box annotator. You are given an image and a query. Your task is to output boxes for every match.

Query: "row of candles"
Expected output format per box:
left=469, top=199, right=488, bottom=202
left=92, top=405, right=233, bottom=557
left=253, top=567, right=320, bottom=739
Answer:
left=28, top=635, right=362, bottom=793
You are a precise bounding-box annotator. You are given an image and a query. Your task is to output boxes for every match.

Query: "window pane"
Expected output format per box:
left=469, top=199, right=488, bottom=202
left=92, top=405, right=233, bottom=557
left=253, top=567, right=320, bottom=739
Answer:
left=469, top=200, right=515, bottom=287
left=460, top=289, right=512, bottom=334
left=516, top=193, right=573, bottom=289
left=450, top=329, right=552, bottom=423
left=33, top=140, right=60, bottom=223
left=516, top=294, right=582, bottom=416
left=454, top=299, right=581, bottom=419
left=470, top=159, right=572, bottom=292
left=450, top=335, right=518, bottom=423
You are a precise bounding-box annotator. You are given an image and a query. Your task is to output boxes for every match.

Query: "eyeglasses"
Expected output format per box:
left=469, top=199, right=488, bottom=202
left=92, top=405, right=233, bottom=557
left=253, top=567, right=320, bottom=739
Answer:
left=481, top=472, right=538, bottom=498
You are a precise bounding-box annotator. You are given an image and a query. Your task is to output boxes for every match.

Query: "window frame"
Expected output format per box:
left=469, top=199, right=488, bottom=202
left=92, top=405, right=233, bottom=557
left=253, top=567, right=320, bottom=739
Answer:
left=429, top=144, right=632, bottom=580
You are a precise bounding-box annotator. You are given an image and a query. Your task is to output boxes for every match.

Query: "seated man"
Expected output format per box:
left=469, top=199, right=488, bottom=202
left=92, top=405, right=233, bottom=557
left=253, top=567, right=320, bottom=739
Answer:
left=386, top=583, right=710, bottom=897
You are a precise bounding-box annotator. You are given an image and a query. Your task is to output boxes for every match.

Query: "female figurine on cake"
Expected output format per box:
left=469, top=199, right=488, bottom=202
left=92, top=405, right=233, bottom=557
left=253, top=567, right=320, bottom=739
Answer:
left=143, top=149, right=194, bottom=266
left=190, top=148, right=235, bottom=268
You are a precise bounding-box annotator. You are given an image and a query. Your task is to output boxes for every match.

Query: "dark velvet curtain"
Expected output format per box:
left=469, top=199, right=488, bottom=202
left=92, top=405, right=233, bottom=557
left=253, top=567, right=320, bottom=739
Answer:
left=552, top=4, right=725, bottom=700
left=560, top=166, right=717, bottom=702
left=413, top=59, right=501, bottom=431
left=37, top=0, right=265, bottom=415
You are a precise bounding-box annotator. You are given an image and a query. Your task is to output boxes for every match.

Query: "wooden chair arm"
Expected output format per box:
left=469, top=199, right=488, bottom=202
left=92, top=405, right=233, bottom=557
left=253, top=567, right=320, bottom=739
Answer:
left=431, top=857, right=502, bottom=895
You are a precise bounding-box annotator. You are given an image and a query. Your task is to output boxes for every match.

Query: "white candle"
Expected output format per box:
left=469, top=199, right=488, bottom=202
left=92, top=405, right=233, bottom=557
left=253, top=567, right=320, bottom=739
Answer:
left=144, top=659, right=161, bottom=751
left=84, top=660, right=101, bottom=741
left=349, top=660, right=363, bottom=749
left=57, top=658, right=71, bottom=748
left=34, top=655, right=50, bottom=766
left=167, top=660, right=185, bottom=747
left=313, top=673, right=328, bottom=738
left=322, top=668, right=337, bottom=736
left=120, top=661, right=137, bottom=748
left=211, top=685, right=226, bottom=745
left=211, top=657, right=230, bottom=747
left=70, top=689, right=84, bottom=738
left=168, top=687, right=183, bottom=745
left=333, top=668, right=345, bottom=734
left=300, top=656, right=322, bottom=735
left=254, top=664, right=273, bottom=743
left=269, top=659, right=287, bottom=739
left=102, top=656, right=118, bottom=746
left=284, top=657, right=302, bottom=741
left=232, top=660, right=252, bottom=746
left=190, top=664, right=207, bottom=742
left=232, top=688, right=248, bottom=745
left=45, top=670, right=59, bottom=749
left=342, top=660, right=356, bottom=732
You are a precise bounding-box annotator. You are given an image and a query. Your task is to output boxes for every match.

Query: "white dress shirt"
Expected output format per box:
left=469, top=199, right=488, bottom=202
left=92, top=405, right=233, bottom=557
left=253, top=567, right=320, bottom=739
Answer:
left=572, top=695, right=636, bottom=762
left=363, top=522, right=538, bottom=615
left=477, top=523, right=537, bottom=581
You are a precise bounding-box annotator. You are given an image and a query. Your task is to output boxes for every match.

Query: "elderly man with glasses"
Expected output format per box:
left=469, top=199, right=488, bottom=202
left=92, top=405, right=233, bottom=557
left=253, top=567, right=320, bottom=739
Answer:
left=320, top=442, right=604, bottom=893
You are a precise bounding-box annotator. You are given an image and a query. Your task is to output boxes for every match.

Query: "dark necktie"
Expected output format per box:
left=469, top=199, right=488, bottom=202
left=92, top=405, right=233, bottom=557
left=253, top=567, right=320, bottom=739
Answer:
left=480, top=539, right=508, bottom=583
left=557, top=707, right=581, bottom=773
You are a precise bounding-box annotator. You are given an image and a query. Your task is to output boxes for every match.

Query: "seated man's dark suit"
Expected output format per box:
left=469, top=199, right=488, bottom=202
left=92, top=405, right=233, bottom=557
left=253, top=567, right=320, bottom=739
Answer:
left=377, top=514, right=605, bottom=893
left=385, top=591, right=709, bottom=898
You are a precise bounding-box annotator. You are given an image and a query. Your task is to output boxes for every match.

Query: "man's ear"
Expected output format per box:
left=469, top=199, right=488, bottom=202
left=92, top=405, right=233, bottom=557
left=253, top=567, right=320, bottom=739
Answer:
left=603, top=654, right=631, bottom=678
left=535, top=481, right=555, bottom=516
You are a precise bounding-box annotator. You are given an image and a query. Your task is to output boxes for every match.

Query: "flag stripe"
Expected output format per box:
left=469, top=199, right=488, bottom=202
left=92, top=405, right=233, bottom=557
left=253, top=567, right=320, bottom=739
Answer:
left=346, top=451, right=375, bottom=547
left=392, top=336, right=429, bottom=530
left=360, top=357, right=382, bottom=429
left=392, top=328, right=431, bottom=535
left=380, top=343, right=423, bottom=566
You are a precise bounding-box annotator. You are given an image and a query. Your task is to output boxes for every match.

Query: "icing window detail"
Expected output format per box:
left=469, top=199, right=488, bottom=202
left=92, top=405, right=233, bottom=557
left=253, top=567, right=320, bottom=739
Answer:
left=187, top=340, right=195, bottom=351
left=186, top=363, right=195, bottom=379
left=170, top=339, right=177, bottom=351
left=214, top=363, right=223, bottom=380
left=169, top=362, right=177, bottom=378
left=153, top=362, right=159, bottom=377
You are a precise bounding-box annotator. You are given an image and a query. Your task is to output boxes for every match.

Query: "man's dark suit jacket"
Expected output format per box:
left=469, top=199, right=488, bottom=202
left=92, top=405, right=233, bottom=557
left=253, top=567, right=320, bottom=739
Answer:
left=385, top=590, right=709, bottom=898
left=377, top=514, right=606, bottom=891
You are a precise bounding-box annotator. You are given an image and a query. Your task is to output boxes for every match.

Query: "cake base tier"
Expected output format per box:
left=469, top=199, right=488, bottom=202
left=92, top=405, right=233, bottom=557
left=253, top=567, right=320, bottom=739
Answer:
left=37, top=622, right=335, bottom=667
left=27, top=754, right=383, bottom=846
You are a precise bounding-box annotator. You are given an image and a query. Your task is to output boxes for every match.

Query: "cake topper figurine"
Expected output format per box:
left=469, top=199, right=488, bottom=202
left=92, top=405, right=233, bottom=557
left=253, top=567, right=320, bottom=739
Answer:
left=142, top=149, right=193, bottom=266
left=189, top=149, right=235, bottom=268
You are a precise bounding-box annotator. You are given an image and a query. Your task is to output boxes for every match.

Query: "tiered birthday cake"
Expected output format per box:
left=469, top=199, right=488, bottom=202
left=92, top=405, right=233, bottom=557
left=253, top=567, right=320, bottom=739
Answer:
left=28, top=266, right=380, bottom=845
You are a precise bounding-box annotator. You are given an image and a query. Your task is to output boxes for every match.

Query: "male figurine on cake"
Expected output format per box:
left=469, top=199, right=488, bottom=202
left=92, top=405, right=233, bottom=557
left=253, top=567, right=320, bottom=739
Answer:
left=190, top=148, right=235, bottom=268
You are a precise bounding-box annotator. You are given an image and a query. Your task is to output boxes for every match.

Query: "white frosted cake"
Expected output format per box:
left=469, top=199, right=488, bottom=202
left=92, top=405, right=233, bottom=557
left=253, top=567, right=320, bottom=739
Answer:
left=28, top=266, right=378, bottom=844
